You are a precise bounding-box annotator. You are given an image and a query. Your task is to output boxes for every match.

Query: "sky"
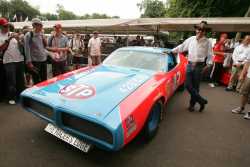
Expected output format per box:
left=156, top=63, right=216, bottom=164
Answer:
left=26, top=0, right=146, bottom=19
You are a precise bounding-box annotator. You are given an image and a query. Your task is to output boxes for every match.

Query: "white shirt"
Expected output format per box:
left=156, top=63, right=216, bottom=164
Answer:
left=209, top=38, right=217, bottom=48
left=232, top=44, right=250, bottom=65
left=0, top=32, right=8, bottom=45
left=88, top=37, right=101, bottom=56
left=173, top=36, right=212, bottom=63
left=244, top=47, right=250, bottom=78
left=71, top=38, right=84, bottom=50
left=0, top=32, right=23, bottom=64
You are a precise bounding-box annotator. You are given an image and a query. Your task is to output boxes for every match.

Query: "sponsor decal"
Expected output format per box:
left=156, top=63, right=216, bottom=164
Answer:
left=120, top=76, right=146, bottom=93
left=176, top=71, right=181, bottom=84
left=59, top=84, right=95, bottom=99
left=173, top=71, right=181, bottom=90
left=125, top=115, right=137, bottom=138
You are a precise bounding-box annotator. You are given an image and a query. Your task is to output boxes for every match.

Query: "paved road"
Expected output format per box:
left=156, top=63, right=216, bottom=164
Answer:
left=0, top=84, right=250, bottom=167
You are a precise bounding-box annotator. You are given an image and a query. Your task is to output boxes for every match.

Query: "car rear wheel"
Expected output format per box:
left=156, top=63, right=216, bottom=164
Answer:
left=144, top=101, right=163, bottom=140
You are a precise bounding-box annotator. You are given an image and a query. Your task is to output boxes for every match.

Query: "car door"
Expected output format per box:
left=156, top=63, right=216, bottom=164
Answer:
left=165, top=54, right=182, bottom=97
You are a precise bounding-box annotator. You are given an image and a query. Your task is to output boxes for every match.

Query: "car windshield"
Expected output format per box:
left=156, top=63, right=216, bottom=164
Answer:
left=103, top=50, right=166, bottom=72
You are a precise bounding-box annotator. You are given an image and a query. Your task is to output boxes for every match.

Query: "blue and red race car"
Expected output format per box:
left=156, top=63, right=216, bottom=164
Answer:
left=21, top=47, right=187, bottom=152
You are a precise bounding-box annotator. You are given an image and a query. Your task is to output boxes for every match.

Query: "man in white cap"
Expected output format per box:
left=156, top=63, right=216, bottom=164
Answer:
left=24, top=18, right=47, bottom=84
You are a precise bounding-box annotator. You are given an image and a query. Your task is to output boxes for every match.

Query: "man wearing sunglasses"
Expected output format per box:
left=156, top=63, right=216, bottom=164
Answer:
left=24, top=18, right=47, bottom=84
left=172, top=21, right=212, bottom=112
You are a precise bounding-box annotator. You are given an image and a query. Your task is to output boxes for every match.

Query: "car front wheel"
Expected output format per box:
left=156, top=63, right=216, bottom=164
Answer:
left=143, top=101, right=163, bottom=140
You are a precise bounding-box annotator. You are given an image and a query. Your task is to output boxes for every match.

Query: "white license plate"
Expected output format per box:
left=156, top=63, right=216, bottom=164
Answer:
left=44, top=123, right=92, bottom=153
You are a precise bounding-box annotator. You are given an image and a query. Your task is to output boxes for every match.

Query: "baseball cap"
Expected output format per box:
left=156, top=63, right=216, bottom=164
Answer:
left=31, top=18, right=43, bottom=26
left=0, top=18, right=9, bottom=26
left=54, top=24, right=62, bottom=29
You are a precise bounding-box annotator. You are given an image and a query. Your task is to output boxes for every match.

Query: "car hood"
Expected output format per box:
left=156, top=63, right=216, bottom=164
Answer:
left=22, top=65, right=154, bottom=121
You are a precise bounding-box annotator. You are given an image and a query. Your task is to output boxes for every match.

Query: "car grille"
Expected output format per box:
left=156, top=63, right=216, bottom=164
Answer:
left=22, top=97, right=54, bottom=119
left=61, top=112, right=113, bottom=145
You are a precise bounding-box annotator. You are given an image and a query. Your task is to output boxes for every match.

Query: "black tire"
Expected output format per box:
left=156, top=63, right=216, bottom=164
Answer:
left=143, top=101, right=163, bottom=140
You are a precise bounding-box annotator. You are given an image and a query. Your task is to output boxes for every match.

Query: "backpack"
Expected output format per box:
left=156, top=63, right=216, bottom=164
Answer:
left=47, top=35, right=54, bottom=47
left=29, top=31, right=47, bottom=48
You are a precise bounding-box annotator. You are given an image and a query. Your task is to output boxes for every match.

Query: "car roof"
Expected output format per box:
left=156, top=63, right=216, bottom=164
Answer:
left=117, top=47, right=171, bottom=55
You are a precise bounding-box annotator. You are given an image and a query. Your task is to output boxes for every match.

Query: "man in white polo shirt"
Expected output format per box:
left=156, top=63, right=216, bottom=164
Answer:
left=88, top=31, right=101, bottom=65
left=172, top=21, right=212, bottom=112
left=226, top=35, right=250, bottom=91
left=232, top=45, right=250, bottom=119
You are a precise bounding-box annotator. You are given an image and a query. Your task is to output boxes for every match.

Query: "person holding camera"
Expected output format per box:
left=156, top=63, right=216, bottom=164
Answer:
left=70, top=32, right=85, bottom=69
left=0, top=18, right=25, bottom=105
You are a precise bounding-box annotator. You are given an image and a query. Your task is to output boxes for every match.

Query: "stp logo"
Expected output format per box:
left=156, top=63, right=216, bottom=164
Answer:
left=59, top=84, right=95, bottom=99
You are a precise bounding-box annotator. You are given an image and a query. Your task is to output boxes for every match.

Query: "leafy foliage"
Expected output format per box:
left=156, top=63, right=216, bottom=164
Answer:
left=0, top=0, right=120, bottom=21
left=56, top=4, right=78, bottom=20
left=0, top=0, right=40, bottom=21
left=137, top=0, right=166, bottom=18
left=138, top=0, right=250, bottom=17
left=41, top=13, right=58, bottom=21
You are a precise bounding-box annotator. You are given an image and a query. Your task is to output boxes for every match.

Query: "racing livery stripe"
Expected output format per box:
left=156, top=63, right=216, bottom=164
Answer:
left=35, top=66, right=94, bottom=87
left=119, top=73, right=167, bottom=145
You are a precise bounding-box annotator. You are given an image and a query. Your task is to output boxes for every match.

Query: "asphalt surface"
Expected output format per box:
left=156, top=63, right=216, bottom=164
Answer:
left=0, top=84, right=250, bottom=167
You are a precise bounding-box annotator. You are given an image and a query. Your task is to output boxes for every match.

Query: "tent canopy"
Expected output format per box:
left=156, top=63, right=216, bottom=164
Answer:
left=11, top=17, right=250, bottom=34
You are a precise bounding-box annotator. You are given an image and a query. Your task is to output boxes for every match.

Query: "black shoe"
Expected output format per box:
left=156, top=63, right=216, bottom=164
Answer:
left=225, top=87, right=233, bottom=91
left=187, top=106, right=195, bottom=112
left=199, top=100, right=208, bottom=112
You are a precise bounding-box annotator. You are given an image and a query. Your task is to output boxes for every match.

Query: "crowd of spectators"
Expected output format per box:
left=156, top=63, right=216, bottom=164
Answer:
left=0, top=18, right=100, bottom=105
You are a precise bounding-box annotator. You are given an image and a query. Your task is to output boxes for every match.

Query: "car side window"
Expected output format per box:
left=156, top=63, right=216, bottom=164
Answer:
left=167, top=54, right=177, bottom=71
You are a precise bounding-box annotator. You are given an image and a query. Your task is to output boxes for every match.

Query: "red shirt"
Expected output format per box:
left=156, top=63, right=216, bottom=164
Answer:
left=212, top=42, right=225, bottom=63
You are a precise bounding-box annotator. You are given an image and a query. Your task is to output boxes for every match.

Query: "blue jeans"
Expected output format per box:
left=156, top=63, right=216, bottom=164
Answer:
left=185, top=63, right=207, bottom=107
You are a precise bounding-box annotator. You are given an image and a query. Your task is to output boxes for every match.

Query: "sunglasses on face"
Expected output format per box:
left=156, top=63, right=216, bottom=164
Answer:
left=196, top=28, right=205, bottom=32
left=33, top=23, right=43, bottom=27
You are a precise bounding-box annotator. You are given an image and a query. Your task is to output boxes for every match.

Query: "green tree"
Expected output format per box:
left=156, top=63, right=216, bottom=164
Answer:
left=166, top=0, right=250, bottom=17
left=79, top=13, right=119, bottom=19
left=0, top=0, right=11, bottom=18
left=137, top=0, right=166, bottom=18
left=9, top=0, right=40, bottom=21
left=56, top=4, right=78, bottom=20
left=0, top=0, right=40, bottom=21
left=42, top=13, right=58, bottom=21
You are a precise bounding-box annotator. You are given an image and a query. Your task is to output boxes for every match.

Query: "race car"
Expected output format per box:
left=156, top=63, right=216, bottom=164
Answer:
left=21, top=47, right=187, bottom=152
